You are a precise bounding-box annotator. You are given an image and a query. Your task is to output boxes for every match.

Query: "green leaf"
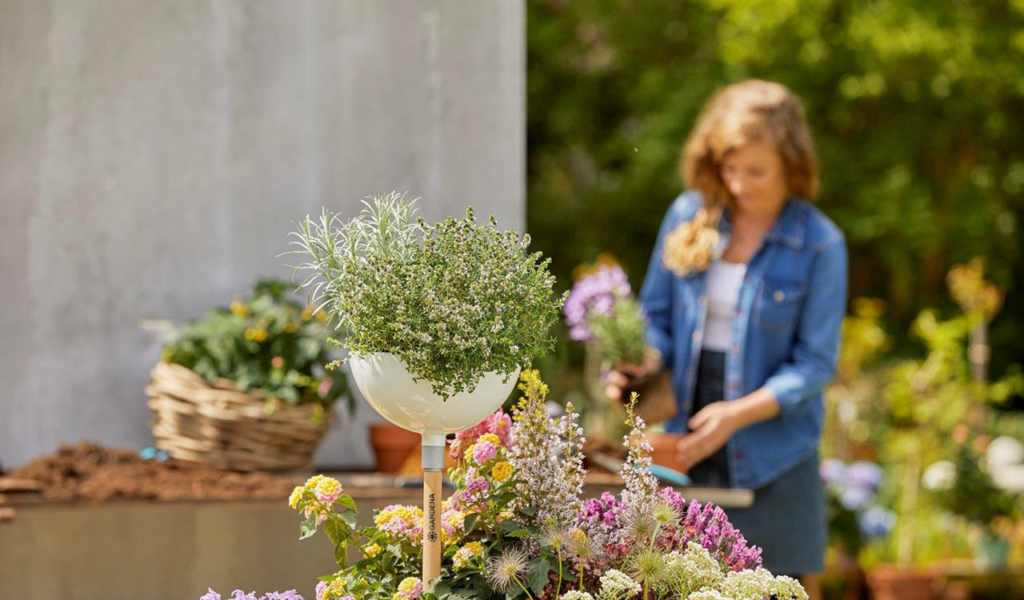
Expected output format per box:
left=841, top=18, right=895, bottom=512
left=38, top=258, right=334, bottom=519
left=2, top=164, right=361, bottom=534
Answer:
left=299, top=516, right=318, bottom=540
left=334, top=540, right=348, bottom=568
left=507, top=529, right=531, bottom=538
left=498, top=520, right=520, bottom=534
left=340, top=507, right=358, bottom=528
left=338, top=494, right=358, bottom=512
left=323, top=519, right=344, bottom=546
left=529, top=558, right=550, bottom=594
left=463, top=512, right=480, bottom=534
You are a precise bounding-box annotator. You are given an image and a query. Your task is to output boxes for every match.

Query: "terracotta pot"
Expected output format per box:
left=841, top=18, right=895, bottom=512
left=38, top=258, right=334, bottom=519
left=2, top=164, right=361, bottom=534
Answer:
left=866, top=565, right=939, bottom=600
left=649, top=433, right=686, bottom=472
left=369, top=422, right=421, bottom=473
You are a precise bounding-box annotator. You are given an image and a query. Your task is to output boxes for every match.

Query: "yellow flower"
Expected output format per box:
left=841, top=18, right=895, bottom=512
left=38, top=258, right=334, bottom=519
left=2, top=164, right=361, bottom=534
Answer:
left=288, top=486, right=305, bottom=509
left=491, top=461, right=513, bottom=483
left=569, top=528, right=587, bottom=547
left=315, top=477, right=342, bottom=501
left=301, top=307, right=314, bottom=321
left=328, top=578, right=346, bottom=598
left=463, top=444, right=476, bottom=463
left=305, top=474, right=327, bottom=490
left=244, top=327, right=267, bottom=342
left=478, top=433, right=501, bottom=447
left=315, top=310, right=328, bottom=323
left=397, top=577, right=422, bottom=597
left=365, top=543, right=381, bottom=558
left=284, top=322, right=298, bottom=333
left=230, top=300, right=249, bottom=317
left=453, top=541, right=484, bottom=569
left=496, top=510, right=514, bottom=524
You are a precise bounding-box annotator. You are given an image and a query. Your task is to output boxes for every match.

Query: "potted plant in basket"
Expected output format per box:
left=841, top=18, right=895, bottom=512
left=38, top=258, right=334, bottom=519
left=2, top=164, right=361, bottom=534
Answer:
left=147, top=279, right=351, bottom=471
left=202, top=371, right=809, bottom=600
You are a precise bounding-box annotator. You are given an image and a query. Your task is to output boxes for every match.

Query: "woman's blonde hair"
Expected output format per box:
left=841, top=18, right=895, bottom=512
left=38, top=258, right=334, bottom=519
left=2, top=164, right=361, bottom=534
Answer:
left=663, top=79, right=819, bottom=276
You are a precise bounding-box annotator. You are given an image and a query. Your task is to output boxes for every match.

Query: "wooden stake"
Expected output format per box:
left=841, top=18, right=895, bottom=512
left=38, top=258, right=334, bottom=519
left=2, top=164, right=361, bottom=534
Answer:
left=423, top=469, right=443, bottom=583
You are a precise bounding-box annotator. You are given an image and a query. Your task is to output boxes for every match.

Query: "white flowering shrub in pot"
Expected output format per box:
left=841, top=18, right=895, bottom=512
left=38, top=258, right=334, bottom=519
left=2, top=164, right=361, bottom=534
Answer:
left=286, top=192, right=563, bottom=435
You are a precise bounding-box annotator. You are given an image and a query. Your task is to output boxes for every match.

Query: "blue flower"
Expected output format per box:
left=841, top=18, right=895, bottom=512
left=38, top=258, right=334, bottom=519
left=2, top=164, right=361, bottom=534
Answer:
left=859, top=507, right=896, bottom=539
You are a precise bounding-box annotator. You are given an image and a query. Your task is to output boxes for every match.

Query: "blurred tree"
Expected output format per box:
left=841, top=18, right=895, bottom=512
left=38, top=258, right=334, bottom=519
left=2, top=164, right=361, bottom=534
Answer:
left=527, top=0, right=1024, bottom=378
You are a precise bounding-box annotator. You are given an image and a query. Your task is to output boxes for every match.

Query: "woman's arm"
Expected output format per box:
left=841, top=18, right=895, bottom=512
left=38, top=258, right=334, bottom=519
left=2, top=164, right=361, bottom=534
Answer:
left=762, top=234, right=848, bottom=418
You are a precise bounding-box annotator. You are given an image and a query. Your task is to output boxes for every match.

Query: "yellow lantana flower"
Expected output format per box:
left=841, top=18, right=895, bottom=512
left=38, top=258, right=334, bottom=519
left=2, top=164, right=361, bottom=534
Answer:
left=365, top=543, right=382, bottom=558
left=244, top=327, right=267, bottom=342
left=478, top=433, right=501, bottom=447
left=491, top=461, right=513, bottom=482
left=230, top=300, right=250, bottom=317
left=288, top=486, right=305, bottom=509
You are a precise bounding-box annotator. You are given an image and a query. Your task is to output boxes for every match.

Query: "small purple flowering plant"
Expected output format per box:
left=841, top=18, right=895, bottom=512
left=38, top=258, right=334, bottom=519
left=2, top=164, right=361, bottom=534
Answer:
left=820, top=458, right=895, bottom=555
left=564, top=264, right=647, bottom=366
left=206, top=371, right=806, bottom=600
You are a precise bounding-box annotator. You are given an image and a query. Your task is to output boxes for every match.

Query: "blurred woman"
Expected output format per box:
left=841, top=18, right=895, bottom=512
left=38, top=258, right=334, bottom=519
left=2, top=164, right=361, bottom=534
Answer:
left=608, top=79, right=847, bottom=599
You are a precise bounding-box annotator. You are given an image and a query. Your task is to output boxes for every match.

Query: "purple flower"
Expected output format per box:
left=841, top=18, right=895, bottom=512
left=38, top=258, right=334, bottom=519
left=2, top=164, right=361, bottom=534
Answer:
left=564, top=266, right=633, bottom=341
left=840, top=485, right=873, bottom=510
left=261, top=592, right=304, bottom=600
left=846, top=461, right=884, bottom=491
left=200, top=590, right=221, bottom=600
left=820, top=458, right=846, bottom=485
left=315, top=582, right=328, bottom=600
left=230, top=592, right=258, bottom=600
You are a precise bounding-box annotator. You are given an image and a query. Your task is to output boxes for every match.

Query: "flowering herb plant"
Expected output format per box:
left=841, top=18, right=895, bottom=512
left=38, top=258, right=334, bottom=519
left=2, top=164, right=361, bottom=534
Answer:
left=819, top=459, right=894, bottom=556
left=161, top=279, right=351, bottom=416
left=564, top=264, right=647, bottom=366
left=262, top=371, right=806, bottom=600
left=287, top=192, right=564, bottom=399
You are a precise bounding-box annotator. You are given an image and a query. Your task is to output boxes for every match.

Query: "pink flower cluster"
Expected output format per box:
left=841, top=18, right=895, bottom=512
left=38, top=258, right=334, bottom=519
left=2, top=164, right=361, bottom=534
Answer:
left=577, top=488, right=761, bottom=573
left=675, top=498, right=762, bottom=571
left=448, top=409, right=512, bottom=460
left=580, top=492, right=627, bottom=529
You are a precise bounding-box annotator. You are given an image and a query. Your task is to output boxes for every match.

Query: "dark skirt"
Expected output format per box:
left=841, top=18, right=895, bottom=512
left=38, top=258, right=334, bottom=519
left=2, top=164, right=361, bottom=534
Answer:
left=686, top=350, right=827, bottom=576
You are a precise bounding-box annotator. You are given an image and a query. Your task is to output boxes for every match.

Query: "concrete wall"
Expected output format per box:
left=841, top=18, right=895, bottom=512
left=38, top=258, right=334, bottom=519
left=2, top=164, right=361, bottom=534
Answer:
left=0, top=0, right=525, bottom=469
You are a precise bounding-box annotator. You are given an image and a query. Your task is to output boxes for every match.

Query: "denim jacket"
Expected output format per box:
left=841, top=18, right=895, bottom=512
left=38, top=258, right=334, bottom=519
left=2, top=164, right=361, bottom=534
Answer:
left=639, top=190, right=848, bottom=490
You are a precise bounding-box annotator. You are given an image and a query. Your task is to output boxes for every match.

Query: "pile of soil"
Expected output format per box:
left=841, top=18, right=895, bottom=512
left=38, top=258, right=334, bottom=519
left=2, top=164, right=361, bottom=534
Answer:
left=8, top=442, right=301, bottom=502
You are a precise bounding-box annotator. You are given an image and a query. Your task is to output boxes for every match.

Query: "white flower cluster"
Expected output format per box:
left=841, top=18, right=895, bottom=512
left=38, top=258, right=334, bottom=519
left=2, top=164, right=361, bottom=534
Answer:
left=289, top=193, right=564, bottom=399
left=597, top=569, right=643, bottom=600
left=686, top=591, right=729, bottom=600
left=719, top=568, right=808, bottom=600
left=561, top=592, right=596, bottom=600
left=656, top=543, right=724, bottom=598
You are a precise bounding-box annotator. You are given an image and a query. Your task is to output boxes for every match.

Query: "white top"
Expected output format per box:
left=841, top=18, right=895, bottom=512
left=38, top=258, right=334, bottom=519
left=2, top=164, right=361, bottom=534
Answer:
left=702, top=259, right=746, bottom=352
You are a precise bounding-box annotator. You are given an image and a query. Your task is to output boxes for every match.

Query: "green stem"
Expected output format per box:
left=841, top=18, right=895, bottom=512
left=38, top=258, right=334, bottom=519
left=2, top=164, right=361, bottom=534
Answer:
left=556, top=548, right=563, bottom=600
left=513, top=575, right=536, bottom=600
left=649, top=523, right=663, bottom=551
left=578, top=565, right=583, bottom=591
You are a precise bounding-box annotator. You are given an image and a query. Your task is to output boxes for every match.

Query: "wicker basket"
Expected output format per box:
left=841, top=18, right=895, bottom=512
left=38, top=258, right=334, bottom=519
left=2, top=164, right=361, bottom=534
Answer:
left=146, top=362, right=331, bottom=471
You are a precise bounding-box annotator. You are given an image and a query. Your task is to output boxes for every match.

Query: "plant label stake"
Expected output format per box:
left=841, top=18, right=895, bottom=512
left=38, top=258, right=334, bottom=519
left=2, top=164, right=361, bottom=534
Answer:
left=350, top=352, right=519, bottom=583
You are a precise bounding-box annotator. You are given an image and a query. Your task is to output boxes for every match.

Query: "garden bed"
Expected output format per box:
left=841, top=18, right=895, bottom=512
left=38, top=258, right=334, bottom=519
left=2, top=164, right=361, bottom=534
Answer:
left=5, top=442, right=300, bottom=502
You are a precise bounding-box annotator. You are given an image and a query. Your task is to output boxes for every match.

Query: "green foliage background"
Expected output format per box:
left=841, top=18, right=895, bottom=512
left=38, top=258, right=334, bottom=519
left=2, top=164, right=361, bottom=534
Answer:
left=526, top=0, right=1024, bottom=379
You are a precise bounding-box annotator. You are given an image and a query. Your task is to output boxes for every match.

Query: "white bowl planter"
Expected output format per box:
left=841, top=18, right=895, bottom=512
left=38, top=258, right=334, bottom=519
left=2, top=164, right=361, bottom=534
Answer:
left=349, top=352, right=520, bottom=447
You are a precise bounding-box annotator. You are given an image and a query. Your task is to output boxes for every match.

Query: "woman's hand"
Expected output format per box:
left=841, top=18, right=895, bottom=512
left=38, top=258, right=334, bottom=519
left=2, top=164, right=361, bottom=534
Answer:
left=675, top=401, right=739, bottom=472
left=604, top=348, right=663, bottom=402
